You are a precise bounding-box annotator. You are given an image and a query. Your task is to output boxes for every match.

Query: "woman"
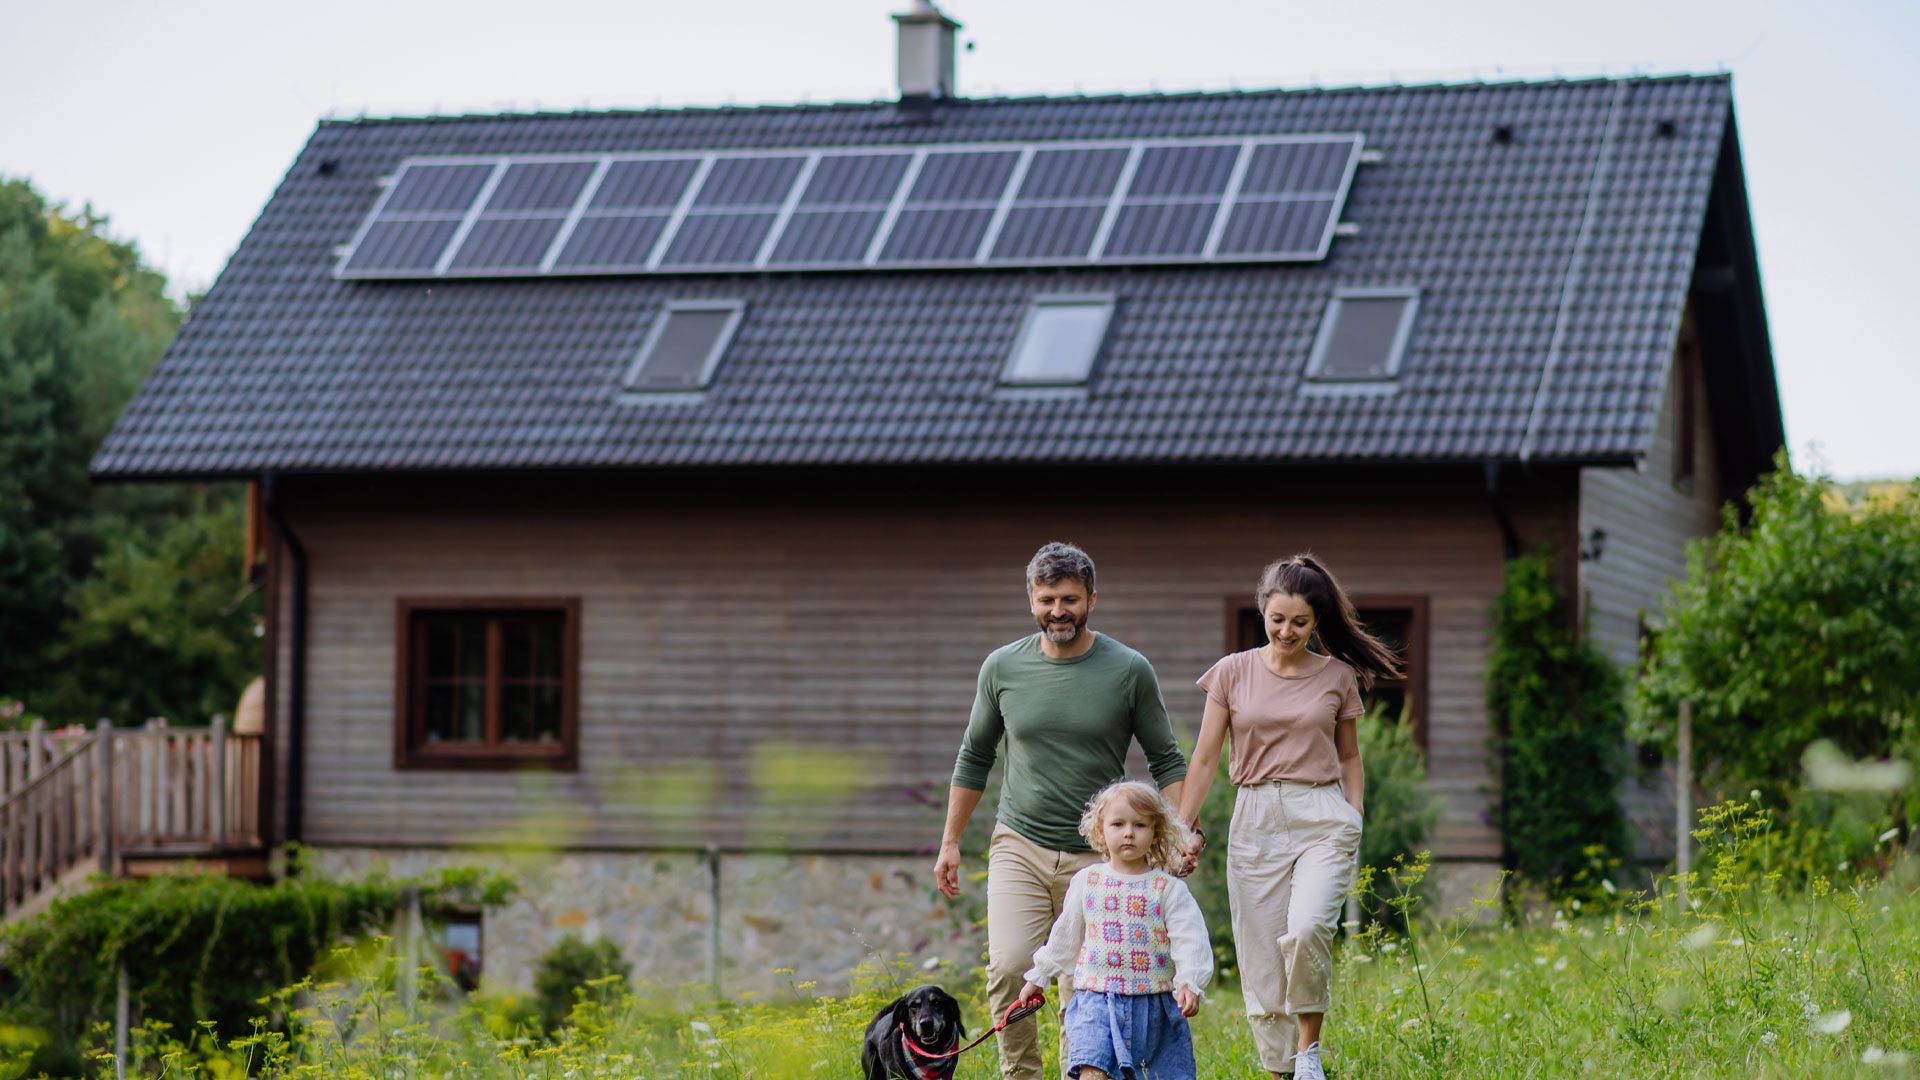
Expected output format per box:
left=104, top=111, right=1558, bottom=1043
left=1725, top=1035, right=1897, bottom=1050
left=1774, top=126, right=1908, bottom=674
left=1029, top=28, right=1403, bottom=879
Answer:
left=1175, top=555, right=1400, bottom=1080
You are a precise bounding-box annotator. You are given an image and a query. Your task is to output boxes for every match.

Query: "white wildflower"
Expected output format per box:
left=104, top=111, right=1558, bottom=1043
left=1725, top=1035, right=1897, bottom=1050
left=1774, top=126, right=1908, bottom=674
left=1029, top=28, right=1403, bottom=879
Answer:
left=921, top=955, right=944, bottom=970
left=1601, top=879, right=1617, bottom=894
left=1863, top=1047, right=1913, bottom=1065
left=1534, top=956, right=1548, bottom=965
left=1759, top=1031, right=1777, bottom=1047
left=1381, top=942, right=1397, bottom=952
left=1814, top=1009, right=1852, bottom=1035
left=1877, top=827, right=1900, bottom=845
left=1553, top=957, right=1569, bottom=971
left=1729, top=936, right=1745, bottom=946
left=1750, top=789, right=1762, bottom=801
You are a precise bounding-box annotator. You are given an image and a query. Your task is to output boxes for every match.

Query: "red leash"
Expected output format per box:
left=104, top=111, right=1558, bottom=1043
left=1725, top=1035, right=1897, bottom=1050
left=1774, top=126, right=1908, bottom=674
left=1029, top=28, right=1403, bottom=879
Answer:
left=900, top=992, right=1048, bottom=1062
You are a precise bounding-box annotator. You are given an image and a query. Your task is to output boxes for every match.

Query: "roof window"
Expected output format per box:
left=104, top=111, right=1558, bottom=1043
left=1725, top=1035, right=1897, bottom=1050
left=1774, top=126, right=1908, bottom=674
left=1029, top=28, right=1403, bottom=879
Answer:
left=1001, top=295, right=1115, bottom=386
left=1305, top=288, right=1419, bottom=381
left=623, top=301, right=744, bottom=393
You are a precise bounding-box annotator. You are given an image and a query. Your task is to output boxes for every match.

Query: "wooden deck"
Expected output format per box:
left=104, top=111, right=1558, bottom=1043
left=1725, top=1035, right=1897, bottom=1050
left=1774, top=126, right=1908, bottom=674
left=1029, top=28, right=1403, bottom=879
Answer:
left=0, top=720, right=263, bottom=922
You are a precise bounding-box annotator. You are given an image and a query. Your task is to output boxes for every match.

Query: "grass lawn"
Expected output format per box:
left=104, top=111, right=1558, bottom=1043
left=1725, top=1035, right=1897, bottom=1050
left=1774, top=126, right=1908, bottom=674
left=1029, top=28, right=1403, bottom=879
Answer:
left=97, top=810, right=1920, bottom=1078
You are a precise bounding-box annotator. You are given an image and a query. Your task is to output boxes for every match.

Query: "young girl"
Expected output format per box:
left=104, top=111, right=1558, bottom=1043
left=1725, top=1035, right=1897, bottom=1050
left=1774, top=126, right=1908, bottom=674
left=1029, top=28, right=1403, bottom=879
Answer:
left=1019, top=780, right=1212, bottom=1080
left=1176, top=554, right=1401, bottom=1080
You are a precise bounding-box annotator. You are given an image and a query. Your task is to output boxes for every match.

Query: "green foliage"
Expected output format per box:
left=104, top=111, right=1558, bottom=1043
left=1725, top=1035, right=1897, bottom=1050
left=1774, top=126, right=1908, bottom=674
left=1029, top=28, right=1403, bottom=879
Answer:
left=63, top=835, right=1920, bottom=1079
left=0, top=178, right=181, bottom=700
left=1356, top=705, right=1445, bottom=927
left=0, top=860, right=514, bottom=1076
left=1633, top=456, right=1920, bottom=819
left=36, top=488, right=258, bottom=725
left=532, top=934, right=632, bottom=1034
left=1488, top=548, right=1630, bottom=894
left=0, top=176, right=257, bottom=728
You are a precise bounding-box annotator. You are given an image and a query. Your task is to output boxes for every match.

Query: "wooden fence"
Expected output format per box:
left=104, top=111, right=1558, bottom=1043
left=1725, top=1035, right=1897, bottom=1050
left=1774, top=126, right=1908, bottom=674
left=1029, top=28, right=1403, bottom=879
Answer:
left=0, top=720, right=261, bottom=919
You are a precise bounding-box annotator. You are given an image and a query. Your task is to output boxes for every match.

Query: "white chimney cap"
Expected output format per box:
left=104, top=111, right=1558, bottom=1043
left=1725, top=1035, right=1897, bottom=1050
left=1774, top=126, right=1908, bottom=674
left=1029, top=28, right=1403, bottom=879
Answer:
left=892, top=1, right=962, bottom=100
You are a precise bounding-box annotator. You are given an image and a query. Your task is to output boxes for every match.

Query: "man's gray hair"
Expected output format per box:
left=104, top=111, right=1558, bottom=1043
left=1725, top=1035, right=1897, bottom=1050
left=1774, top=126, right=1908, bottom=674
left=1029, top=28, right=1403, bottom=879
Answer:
left=1025, top=542, right=1096, bottom=594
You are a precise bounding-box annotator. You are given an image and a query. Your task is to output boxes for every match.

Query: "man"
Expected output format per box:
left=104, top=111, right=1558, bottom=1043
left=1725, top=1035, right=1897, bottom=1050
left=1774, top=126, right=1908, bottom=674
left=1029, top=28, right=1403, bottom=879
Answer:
left=935, top=541, right=1190, bottom=1080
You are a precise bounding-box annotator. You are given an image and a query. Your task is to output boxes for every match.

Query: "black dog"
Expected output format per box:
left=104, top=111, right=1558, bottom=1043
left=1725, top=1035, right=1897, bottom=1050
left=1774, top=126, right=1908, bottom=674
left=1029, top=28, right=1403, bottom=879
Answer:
left=861, top=983, right=965, bottom=1080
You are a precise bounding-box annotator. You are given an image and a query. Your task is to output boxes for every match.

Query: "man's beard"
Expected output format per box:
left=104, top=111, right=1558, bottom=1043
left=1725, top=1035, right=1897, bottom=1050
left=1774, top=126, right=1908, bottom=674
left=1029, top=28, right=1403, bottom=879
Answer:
left=1038, top=610, right=1088, bottom=644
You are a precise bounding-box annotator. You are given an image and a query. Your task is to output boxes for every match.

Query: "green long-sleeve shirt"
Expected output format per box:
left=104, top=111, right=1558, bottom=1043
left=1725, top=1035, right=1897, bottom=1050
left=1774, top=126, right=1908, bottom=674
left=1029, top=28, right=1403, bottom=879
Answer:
left=952, top=632, right=1188, bottom=852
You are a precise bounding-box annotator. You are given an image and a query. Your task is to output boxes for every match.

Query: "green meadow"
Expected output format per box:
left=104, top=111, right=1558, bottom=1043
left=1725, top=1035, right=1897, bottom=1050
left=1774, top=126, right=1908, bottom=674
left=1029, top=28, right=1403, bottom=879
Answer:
left=63, top=804, right=1919, bottom=1080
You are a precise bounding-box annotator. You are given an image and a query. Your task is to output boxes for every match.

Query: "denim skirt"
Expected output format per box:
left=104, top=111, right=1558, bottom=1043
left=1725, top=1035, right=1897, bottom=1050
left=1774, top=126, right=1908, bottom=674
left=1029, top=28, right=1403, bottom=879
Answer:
left=1061, top=988, right=1196, bottom=1080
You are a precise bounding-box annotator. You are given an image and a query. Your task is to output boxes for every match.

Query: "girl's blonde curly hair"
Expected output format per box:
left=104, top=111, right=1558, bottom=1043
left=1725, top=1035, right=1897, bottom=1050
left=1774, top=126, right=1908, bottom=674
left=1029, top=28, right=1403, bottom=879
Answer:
left=1077, top=780, right=1191, bottom=871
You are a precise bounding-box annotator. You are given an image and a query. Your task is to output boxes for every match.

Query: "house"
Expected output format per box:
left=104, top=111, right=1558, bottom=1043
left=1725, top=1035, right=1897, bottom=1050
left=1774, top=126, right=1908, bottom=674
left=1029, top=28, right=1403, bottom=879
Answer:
left=86, top=5, right=1782, bottom=992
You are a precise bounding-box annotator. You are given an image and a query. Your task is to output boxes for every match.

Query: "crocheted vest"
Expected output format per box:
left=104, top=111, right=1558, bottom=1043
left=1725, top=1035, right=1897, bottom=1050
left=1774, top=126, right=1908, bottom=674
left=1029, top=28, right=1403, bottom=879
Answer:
left=1072, top=866, right=1175, bottom=994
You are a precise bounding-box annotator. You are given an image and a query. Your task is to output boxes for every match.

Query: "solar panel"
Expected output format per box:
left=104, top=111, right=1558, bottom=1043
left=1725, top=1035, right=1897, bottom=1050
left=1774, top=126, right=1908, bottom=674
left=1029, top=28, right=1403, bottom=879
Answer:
left=337, top=134, right=1365, bottom=279
left=450, top=217, right=566, bottom=271
left=553, top=214, right=670, bottom=269
left=660, top=213, right=777, bottom=265
left=485, top=162, right=596, bottom=212
left=768, top=210, right=886, bottom=265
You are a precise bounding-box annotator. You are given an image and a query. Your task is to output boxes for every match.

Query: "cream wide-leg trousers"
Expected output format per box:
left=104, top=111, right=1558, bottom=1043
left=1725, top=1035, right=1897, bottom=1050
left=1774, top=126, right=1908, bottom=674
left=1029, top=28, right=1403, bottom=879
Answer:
left=1226, top=778, right=1363, bottom=1073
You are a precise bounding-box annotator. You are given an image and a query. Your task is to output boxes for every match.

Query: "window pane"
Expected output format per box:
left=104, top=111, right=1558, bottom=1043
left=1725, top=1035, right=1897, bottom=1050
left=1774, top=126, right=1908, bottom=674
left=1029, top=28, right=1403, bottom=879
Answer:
left=1315, top=296, right=1414, bottom=379
left=457, top=618, right=488, bottom=680
left=1003, top=300, right=1114, bottom=385
left=425, top=684, right=455, bottom=741
left=533, top=618, right=563, bottom=679
left=502, top=686, right=533, bottom=742
left=629, top=307, right=739, bottom=390
left=503, top=620, right=532, bottom=679
left=426, top=684, right=484, bottom=742
left=533, top=685, right=563, bottom=742
left=427, top=621, right=457, bottom=677
left=456, top=684, right=486, bottom=740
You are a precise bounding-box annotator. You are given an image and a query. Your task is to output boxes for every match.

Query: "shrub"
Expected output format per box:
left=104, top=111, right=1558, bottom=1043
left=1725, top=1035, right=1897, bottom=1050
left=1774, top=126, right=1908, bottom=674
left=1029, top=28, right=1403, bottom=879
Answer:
left=1487, top=548, right=1630, bottom=895
left=1356, top=705, right=1445, bottom=927
left=1634, top=457, right=1920, bottom=821
left=0, top=859, right=512, bottom=1076
left=532, top=934, right=632, bottom=1034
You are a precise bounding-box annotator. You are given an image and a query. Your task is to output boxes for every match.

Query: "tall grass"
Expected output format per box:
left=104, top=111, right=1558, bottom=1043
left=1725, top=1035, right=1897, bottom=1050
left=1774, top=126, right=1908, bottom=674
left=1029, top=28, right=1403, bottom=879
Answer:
left=68, top=802, right=1919, bottom=1079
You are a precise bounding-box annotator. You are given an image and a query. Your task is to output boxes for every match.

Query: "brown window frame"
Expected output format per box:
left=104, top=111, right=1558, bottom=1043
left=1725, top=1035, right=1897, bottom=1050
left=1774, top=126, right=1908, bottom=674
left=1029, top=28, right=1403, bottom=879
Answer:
left=394, top=597, right=581, bottom=771
left=1222, top=593, right=1429, bottom=751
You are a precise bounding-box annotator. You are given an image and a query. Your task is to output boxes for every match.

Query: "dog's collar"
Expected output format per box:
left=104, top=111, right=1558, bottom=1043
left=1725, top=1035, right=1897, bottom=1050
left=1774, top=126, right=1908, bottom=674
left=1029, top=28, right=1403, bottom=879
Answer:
left=898, top=1025, right=958, bottom=1080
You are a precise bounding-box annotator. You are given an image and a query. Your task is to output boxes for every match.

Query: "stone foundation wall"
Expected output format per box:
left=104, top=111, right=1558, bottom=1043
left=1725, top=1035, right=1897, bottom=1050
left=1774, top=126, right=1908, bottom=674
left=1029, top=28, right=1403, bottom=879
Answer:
left=312, top=847, right=984, bottom=996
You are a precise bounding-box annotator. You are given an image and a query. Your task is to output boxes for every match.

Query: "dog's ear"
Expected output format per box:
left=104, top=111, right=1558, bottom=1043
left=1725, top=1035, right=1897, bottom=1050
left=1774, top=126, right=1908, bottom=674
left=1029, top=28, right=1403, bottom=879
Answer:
left=941, top=990, right=964, bottom=1037
left=868, top=993, right=907, bottom=1028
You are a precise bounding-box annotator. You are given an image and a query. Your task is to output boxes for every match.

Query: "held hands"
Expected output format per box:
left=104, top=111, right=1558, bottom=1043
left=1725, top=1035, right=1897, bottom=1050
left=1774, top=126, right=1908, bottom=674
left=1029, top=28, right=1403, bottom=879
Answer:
left=1174, top=985, right=1200, bottom=1018
left=1170, top=826, right=1206, bottom=878
left=933, top=841, right=962, bottom=898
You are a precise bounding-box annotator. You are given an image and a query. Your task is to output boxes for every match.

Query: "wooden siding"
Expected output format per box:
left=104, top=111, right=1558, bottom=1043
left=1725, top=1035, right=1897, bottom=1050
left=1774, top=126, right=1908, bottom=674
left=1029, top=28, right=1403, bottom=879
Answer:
left=1578, top=314, right=1726, bottom=856
left=268, top=469, right=1576, bottom=861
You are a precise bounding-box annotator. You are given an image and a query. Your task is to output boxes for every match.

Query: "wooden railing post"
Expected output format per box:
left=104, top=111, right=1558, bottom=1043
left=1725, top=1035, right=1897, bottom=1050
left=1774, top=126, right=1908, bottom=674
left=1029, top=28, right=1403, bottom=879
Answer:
left=210, top=717, right=228, bottom=846
left=97, top=721, right=115, bottom=875
left=25, top=720, right=44, bottom=781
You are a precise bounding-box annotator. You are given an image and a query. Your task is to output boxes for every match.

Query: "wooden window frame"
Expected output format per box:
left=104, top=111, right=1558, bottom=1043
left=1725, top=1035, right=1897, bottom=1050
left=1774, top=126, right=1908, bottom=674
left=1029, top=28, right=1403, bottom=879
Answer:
left=1222, top=593, right=1429, bottom=751
left=394, top=597, right=581, bottom=771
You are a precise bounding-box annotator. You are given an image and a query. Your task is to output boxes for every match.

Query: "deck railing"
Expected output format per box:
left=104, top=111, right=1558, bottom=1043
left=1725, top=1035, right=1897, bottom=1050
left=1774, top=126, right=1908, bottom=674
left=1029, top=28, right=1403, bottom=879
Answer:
left=0, top=720, right=261, bottom=920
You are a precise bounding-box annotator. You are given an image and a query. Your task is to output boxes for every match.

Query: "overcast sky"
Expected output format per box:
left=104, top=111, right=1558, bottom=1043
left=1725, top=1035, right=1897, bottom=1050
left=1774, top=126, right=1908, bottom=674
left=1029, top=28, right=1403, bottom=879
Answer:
left=2, top=0, right=1915, bottom=479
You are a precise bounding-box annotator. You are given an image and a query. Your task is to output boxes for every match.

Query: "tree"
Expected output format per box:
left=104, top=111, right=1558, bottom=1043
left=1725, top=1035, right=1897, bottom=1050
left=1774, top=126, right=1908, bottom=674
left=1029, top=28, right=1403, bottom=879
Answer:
left=0, top=177, right=255, bottom=726
left=1633, top=455, right=1920, bottom=803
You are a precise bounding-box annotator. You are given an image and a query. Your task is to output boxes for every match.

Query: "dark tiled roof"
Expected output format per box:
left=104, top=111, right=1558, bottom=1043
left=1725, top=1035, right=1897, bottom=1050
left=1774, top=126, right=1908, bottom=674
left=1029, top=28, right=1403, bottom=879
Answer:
left=94, top=76, right=1737, bottom=477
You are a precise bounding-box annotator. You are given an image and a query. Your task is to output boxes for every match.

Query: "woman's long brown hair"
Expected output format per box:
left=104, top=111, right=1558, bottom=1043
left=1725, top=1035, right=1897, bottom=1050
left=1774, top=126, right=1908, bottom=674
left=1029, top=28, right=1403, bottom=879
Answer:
left=1256, top=554, right=1403, bottom=690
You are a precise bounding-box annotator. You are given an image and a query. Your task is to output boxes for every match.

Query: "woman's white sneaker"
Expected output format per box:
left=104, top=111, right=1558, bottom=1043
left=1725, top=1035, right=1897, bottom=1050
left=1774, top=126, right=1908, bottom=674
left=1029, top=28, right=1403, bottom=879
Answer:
left=1294, top=1042, right=1327, bottom=1080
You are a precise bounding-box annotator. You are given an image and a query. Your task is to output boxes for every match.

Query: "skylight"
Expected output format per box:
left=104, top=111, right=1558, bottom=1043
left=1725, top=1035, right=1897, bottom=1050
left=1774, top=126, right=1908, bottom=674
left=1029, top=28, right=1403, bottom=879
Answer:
left=1306, top=289, right=1419, bottom=381
left=1001, top=295, right=1115, bottom=386
left=623, top=301, right=744, bottom=393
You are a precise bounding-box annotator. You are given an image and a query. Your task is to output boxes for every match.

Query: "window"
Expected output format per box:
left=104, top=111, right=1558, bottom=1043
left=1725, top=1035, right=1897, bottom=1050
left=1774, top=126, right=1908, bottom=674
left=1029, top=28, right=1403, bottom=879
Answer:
left=1672, top=338, right=1698, bottom=490
left=1228, top=594, right=1427, bottom=748
left=431, top=910, right=484, bottom=992
left=1305, top=288, right=1419, bottom=381
left=623, top=300, right=745, bottom=392
left=1001, top=295, right=1116, bottom=386
left=395, top=599, right=580, bottom=770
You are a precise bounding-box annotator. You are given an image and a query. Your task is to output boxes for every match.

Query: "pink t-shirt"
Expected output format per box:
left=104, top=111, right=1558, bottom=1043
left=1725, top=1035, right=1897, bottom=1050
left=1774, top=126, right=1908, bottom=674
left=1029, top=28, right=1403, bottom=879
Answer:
left=1195, top=650, right=1365, bottom=785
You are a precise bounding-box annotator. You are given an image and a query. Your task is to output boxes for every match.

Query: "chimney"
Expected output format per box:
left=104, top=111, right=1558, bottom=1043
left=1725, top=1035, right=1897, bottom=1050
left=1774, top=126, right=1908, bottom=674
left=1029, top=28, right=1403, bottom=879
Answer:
left=892, top=1, right=962, bottom=101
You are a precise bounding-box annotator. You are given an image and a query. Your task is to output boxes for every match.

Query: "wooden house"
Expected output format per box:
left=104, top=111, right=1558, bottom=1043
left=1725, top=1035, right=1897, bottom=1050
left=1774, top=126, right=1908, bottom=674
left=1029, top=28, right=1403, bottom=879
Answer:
left=84, top=8, right=1782, bottom=990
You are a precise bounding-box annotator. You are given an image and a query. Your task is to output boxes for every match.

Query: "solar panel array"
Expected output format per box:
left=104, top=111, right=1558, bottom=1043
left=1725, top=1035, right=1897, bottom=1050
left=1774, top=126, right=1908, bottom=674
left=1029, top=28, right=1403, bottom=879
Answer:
left=337, top=134, right=1364, bottom=279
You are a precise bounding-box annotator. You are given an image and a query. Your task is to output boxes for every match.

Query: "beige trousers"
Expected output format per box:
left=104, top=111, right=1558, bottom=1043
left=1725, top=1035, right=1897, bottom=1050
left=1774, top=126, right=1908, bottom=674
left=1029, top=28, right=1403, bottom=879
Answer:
left=985, top=823, right=1100, bottom=1080
left=1226, top=779, right=1362, bottom=1073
